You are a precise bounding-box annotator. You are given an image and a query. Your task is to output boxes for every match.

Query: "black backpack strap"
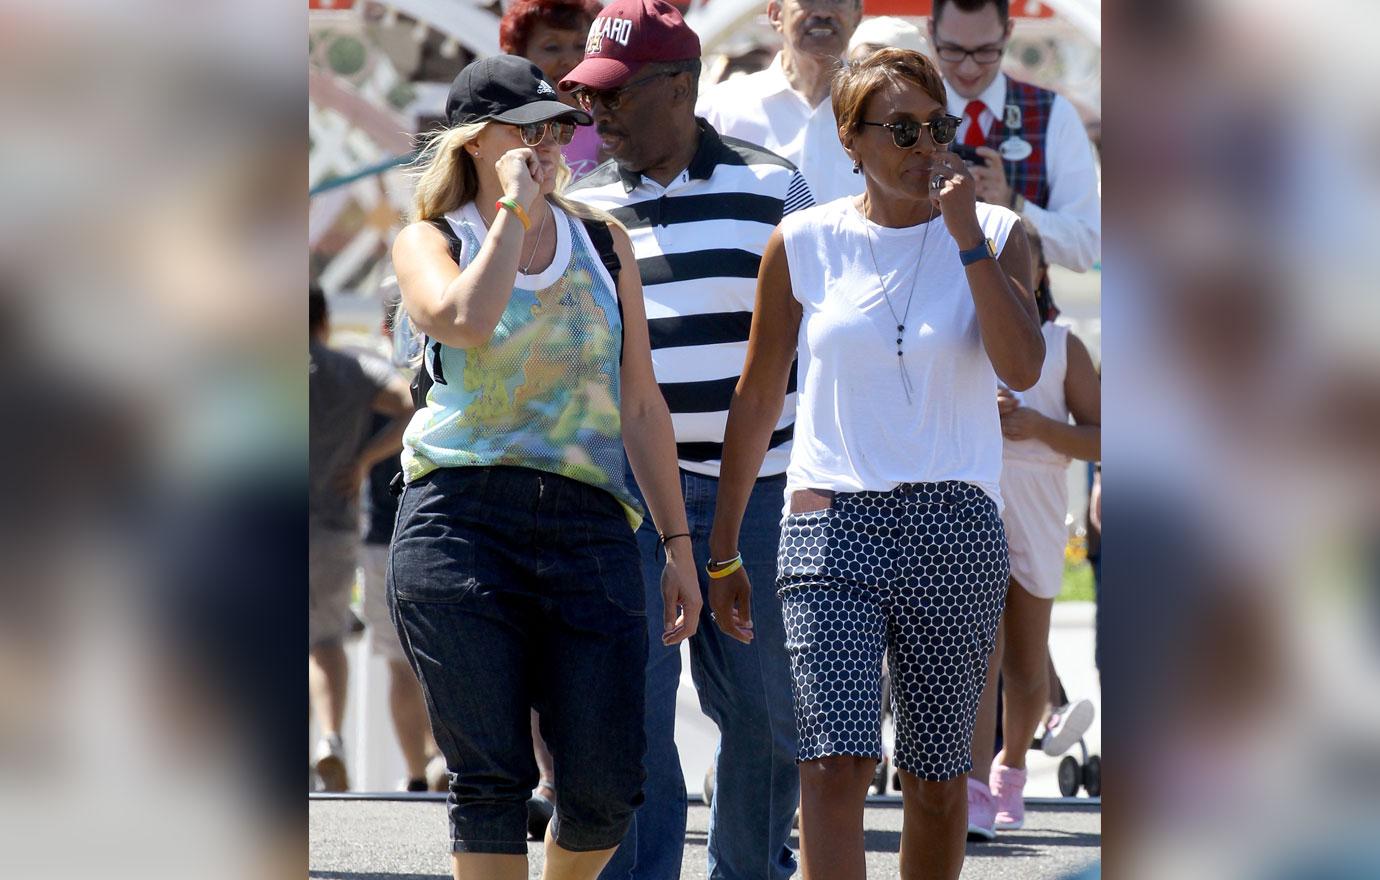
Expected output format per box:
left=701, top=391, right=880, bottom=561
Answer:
left=579, top=216, right=622, bottom=281
left=409, top=218, right=466, bottom=408
left=578, top=217, right=626, bottom=365
left=428, top=216, right=465, bottom=264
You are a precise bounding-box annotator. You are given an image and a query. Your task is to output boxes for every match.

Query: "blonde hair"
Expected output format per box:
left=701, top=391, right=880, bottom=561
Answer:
left=409, top=120, right=619, bottom=227
left=409, top=122, right=488, bottom=223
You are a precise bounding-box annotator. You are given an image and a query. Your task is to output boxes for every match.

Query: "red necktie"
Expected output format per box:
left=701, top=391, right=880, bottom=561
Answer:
left=963, top=100, right=987, bottom=148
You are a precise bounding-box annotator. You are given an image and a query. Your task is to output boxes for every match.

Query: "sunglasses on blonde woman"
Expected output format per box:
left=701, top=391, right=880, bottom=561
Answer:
left=518, top=120, right=577, bottom=147
left=860, top=114, right=962, bottom=148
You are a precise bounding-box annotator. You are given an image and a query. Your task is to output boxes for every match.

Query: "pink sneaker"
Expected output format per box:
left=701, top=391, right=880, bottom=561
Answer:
left=990, top=764, right=1028, bottom=830
left=966, top=777, right=996, bottom=841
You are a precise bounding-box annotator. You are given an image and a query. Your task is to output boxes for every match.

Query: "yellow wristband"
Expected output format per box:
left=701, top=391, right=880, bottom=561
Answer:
left=706, top=556, right=743, bottom=580
left=495, top=197, right=531, bottom=231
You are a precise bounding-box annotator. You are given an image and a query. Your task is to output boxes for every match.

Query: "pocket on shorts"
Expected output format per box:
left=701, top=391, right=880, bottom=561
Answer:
left=956, top=491, right=1011, bottom=599
left=581, top=502, right=647, bottom=617
left=594, top=538, right=646, bottom=617
left=777, top=502, right=840, bottom=588
left=388, top=475, right=485, bottom=604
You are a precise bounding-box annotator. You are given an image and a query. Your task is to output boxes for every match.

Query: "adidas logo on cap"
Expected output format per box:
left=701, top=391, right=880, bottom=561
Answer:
left=537, top=80, right=556, bottom=97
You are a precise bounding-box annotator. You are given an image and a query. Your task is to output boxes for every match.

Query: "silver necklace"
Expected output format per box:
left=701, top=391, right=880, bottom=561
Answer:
left=520, top=203, right=550, bottom=274
left=861, top=200, right=934, bottom=404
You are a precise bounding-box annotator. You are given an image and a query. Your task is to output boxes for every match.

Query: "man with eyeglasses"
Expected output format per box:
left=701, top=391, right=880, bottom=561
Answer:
left=561, top=1, right=814, bottom=878
left=696, top=0, right=864, bottom=205
left=930, top=0, right=1100, bottom=272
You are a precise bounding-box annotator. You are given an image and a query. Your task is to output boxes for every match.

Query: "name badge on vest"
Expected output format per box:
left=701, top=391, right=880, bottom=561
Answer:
left=1000, top=102, right=1033, bottom=161
left=1000, top=137, right=1033, bottom=161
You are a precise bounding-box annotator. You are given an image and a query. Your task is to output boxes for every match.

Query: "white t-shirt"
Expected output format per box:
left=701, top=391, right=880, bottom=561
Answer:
left=778, top=197, right=1021, bottom=509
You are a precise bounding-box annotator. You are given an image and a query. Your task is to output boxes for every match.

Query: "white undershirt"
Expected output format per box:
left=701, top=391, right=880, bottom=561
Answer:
left=779, top=197, right=1021, bottom=510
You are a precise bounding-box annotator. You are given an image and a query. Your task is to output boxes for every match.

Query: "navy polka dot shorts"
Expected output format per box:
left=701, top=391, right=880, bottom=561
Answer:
left=777, top=481, right=1008, bottom=781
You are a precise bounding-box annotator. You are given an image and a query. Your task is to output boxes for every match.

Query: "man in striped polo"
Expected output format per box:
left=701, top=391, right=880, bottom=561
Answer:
left=563, top=1, right=813, bottom=877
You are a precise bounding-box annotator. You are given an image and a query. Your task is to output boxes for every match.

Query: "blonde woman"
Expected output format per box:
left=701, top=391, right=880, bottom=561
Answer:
left=386, top=55, right=700, bottom=880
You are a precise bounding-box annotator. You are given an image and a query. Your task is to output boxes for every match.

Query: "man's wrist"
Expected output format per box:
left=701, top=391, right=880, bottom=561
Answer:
left=707, top=536, right=739, bottom=564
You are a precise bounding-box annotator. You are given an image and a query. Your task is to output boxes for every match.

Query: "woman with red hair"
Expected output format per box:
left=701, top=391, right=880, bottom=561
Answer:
left=500, top=0, right=605, bottom=179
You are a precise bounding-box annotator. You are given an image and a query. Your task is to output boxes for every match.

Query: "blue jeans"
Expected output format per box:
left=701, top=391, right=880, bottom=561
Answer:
left=600, top=470, right=798, bottom=880
left=389, top=466, right=648, bottom=854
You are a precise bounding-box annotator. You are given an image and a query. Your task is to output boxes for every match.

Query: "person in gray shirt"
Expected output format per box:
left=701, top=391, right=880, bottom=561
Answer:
left=309, top=286, right=414, bottom=791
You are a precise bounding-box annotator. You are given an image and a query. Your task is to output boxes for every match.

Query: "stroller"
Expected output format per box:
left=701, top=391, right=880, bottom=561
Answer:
left=872, top=654, right=1099, bottom=798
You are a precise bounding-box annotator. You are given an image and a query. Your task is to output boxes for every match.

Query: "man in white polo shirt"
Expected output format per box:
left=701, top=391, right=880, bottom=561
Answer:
left=930, top=0, right=1100, bottom=271
left=697, top=0, right=863, bottom=205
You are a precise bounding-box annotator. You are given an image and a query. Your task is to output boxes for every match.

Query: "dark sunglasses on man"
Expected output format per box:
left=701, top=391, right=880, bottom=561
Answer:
left=517, top=119, right=578, bottom=147
left=860, top=114, right=962, bottom=149
left=571, top=71, right=675, bottom=113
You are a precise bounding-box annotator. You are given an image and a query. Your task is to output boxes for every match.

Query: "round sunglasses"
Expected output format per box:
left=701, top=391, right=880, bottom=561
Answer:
left=517, top=119, right=577, bottom=147
left=860, top=114, right=962, bottom=149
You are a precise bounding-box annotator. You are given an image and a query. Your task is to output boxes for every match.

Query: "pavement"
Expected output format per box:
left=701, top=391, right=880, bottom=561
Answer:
left=317, top=599, right=1100, bottom=879
left=310, top=795, right=1099, bottom=879
left=311, top=603, right=1101, bottom=877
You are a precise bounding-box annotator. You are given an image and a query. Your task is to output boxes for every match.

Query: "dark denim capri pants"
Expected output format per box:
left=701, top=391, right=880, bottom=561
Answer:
left=388, top=465, right=648, bottom=854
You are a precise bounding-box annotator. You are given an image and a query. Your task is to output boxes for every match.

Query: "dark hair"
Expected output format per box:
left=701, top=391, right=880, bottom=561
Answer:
left=833, top=48, right=947, bottom=139
left=309, top=285, right=326, bottom=331
left=499, top=0, right=603, bottom=56
left=1026, top=228, right=1058, bottom=323
left=932, top=0, right=1009, bottom=24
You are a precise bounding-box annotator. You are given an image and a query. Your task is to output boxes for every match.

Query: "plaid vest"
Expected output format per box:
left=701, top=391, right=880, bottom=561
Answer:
left=986, top=78, right=1056, bottom=210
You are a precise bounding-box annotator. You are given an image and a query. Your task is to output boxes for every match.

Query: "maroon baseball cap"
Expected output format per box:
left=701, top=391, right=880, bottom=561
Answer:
left=559, top=0, right=702, bottom=92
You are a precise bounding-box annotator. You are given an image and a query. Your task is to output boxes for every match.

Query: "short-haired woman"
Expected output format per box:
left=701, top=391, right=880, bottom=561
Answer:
left=706, top=49, right=1044, bottom=880
left=500, top=0, right=606, bottom=179
left=389, top=55, right=700, bottom=880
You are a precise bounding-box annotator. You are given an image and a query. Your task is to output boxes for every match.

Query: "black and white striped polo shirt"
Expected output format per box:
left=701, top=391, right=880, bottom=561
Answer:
left=567, top=119, right=814, bottom=477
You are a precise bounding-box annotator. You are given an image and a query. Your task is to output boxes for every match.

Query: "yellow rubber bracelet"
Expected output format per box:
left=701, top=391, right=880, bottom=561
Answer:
left=495, top=197, right=532, bottom=231
left=706, top=557, right=743, bottom=580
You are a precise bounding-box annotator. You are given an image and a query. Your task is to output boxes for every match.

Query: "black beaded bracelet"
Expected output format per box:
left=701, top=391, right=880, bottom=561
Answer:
left=655, top=531, right=691, bottom=562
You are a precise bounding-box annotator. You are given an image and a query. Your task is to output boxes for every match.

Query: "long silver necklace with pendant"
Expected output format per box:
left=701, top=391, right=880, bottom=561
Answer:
left=862, top=200, right=933, bottom=404
left=520, top=202, right=550, bottom=274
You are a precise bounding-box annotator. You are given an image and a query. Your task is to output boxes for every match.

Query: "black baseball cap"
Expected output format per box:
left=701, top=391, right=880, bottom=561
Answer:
left=445, top=55, right=592, bottom=127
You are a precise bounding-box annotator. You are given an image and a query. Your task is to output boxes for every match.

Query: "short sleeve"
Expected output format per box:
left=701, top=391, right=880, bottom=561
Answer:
left=977, top=203, right=1022, bottom=256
